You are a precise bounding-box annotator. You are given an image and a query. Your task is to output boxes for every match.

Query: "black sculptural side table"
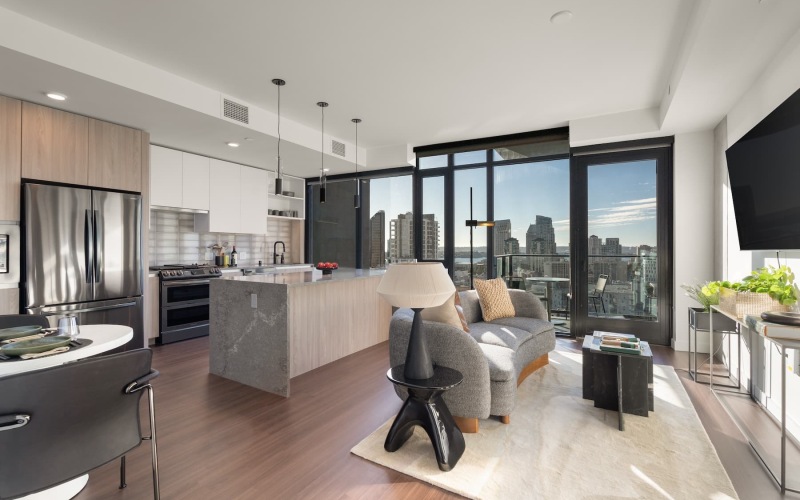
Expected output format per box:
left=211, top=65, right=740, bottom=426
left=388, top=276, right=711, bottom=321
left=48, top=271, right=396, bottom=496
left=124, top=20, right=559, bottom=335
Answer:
left=384, top=365, right=465, bottom=471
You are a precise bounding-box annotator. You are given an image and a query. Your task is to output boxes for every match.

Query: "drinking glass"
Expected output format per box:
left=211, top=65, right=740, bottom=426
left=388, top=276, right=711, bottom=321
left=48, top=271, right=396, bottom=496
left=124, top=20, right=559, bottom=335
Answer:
left=57, top=315, right=80, bottom=340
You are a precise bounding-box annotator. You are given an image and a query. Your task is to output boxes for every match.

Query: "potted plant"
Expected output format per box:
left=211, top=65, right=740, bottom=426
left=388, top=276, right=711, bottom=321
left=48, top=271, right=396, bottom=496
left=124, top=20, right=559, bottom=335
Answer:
left=718, top=265, right=797, bottom=319
left=682, top=281, right=737, bottom=332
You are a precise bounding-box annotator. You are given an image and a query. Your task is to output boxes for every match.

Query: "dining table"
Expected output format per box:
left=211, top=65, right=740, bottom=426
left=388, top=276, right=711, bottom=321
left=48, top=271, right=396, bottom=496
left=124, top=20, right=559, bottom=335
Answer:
left=0, top=324, right=133, bottom=499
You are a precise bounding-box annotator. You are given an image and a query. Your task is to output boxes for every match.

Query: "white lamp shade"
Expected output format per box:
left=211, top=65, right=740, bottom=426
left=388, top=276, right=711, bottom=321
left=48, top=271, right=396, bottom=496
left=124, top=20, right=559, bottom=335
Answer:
left=376, top=262, right=456, bottom=308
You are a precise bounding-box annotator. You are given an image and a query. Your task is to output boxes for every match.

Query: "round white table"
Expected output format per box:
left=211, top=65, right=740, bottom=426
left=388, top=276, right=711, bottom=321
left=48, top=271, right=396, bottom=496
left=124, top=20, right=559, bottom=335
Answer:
left=1, top=324, right=134, bottom=499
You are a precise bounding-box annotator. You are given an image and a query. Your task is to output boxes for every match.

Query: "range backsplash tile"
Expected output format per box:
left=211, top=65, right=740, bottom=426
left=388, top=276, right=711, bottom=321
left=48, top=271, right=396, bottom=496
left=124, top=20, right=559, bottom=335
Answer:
left=149, top=210, right=293, bottom=267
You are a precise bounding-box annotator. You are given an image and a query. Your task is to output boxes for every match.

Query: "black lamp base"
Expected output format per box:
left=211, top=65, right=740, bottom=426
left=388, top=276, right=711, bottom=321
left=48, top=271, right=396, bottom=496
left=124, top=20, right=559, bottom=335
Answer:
left=404, top=308, right=434, bottom=380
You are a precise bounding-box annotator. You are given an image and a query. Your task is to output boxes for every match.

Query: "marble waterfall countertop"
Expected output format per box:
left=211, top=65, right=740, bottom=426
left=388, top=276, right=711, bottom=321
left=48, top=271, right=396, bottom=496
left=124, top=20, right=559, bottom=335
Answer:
left=220, top=268, right=385, bottom=286
left=209, top=267, right=391, bottom=397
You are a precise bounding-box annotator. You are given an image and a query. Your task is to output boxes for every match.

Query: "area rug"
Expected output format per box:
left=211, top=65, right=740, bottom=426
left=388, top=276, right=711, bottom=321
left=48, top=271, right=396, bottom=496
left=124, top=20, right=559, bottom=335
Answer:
left=351, top=349, right=738, bottom=499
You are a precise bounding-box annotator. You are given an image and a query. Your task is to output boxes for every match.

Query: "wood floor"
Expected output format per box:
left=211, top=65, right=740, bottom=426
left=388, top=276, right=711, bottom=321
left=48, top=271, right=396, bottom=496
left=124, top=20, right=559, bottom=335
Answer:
left=74, top=337, right=800, bottom=500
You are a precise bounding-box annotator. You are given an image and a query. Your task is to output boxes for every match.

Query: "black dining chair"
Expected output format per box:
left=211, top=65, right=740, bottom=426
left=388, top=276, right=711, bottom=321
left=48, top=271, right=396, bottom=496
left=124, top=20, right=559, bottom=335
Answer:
left=0, top=313, right=50, bottom=330
left=0, top=348, right=160, bottom=499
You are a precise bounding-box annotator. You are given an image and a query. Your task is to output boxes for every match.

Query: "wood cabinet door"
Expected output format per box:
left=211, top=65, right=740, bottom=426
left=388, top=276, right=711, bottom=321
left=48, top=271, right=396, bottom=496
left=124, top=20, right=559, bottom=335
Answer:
left=150, top=146, right=183, bottom=208
left=21, top=102, right=88, bottom=185
left=0, top=96, right=21, bottom=221
left=182, top=152, right=210, bottom=210
left=88, top=119, right=142, bottom=192
left=240, top=166, right=267, bottom=234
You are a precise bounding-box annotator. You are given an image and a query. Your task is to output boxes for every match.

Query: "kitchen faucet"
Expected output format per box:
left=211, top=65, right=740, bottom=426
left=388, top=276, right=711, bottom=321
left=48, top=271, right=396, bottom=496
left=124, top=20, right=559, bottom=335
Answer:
left=273, top=241, right=286, bottom=264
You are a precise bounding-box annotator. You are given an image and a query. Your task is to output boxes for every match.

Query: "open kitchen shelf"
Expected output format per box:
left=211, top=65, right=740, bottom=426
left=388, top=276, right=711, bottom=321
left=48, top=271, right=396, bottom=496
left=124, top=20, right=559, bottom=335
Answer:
left=267, top=172, right=305, bottom=220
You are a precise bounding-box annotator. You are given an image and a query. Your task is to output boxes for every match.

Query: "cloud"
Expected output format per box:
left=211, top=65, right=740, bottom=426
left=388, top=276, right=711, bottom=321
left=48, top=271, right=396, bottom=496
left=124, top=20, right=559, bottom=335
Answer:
left=589, top=197, right=656, bottom=228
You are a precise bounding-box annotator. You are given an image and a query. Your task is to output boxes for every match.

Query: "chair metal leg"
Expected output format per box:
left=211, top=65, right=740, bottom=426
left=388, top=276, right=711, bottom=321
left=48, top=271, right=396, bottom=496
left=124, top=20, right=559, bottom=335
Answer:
left=119, top=455, right=126, bottom=489
left=601, top=297, right=606, bottom=313
left=146, top=385, right=160, bottom=500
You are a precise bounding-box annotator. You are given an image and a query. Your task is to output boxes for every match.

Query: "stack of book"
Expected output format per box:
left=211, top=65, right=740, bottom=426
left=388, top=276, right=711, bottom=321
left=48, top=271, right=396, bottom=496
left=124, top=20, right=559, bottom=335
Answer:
left=598, top=334, right=642, bottom=355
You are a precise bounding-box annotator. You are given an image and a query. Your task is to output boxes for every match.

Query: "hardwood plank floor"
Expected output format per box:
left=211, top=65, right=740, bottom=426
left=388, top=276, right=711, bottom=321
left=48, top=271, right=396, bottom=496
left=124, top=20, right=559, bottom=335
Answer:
left=74, top=337, right=799, bottom=500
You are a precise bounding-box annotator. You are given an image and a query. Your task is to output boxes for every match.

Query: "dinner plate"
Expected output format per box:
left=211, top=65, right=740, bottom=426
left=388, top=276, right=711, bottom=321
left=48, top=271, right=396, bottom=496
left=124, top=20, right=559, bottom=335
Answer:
left=0, top=325, right=43, bottom=341
left=0, top=336, right=71, bottom=356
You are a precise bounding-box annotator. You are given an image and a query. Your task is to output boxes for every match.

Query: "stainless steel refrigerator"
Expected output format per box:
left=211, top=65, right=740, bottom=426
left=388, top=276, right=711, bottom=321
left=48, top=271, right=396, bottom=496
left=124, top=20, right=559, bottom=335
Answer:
left=22, top=183, right=144, bottom=349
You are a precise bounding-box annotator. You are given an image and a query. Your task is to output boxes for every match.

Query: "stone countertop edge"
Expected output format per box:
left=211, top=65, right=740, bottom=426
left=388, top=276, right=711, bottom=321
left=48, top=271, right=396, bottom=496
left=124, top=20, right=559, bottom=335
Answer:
left=219, top=268, right=385, bottom=286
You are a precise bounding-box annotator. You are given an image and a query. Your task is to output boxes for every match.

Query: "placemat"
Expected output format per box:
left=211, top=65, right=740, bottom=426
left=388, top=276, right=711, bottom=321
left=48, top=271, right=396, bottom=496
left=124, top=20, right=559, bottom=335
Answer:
left=0, top=338, right=94, bottom=362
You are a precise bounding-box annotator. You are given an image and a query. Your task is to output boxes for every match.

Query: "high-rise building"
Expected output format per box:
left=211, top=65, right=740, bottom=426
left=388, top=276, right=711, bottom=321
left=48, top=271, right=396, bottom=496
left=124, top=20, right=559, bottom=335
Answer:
left=526, top=215, right=556, bottom=255
left=369, top=210, right=385, bottom=268
left=389, top=212, right=414, bottom=261
left=588, top=235, right=602, bottom=257
left=493, top=219, right=511, bottom=256
left=602, top=237, right=621, bottom=255
left=421, top=214, right=440, bottom=260
left=504, top=237, right=520, bottom=255
left=544, top=260, right=570, bottom=279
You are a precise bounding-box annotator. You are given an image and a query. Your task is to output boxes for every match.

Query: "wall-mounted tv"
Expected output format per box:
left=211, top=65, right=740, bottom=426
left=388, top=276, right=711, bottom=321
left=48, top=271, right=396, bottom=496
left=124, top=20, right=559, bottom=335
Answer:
left=726, top=87, right=800, bottom=250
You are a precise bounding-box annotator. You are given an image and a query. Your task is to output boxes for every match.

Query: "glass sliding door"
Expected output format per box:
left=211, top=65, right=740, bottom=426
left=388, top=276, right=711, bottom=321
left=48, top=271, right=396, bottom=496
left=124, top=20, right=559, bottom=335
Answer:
left=494, top=159, right=571, bottom=321
left=571, top=144, right=673, bottom=345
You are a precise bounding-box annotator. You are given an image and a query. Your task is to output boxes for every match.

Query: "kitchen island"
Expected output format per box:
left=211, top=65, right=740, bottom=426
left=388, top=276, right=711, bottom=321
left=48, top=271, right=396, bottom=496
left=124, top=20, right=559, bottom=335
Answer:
left=208, top=269, right=390, bottom=396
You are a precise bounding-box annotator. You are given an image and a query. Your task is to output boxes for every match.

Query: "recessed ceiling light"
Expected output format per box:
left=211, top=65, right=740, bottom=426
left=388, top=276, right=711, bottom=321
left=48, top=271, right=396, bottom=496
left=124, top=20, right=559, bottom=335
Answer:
left=226, top=142, right=240, bottom=148
left=550, top=10, right=573, bottom=24
left=323, top=168, right=330, bottom=172
left=45, top=92, right=67, bottom=101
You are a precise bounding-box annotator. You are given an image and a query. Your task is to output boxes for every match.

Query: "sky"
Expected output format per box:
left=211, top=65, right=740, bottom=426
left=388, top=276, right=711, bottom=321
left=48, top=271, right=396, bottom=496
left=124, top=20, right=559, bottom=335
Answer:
left=366, top=158, right=658, bottom=250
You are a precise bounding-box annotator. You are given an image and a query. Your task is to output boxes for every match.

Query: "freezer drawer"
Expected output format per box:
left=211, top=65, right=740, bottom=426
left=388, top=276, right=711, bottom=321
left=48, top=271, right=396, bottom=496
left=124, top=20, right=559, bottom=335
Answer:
left=27, top=296, right=144, bottom=352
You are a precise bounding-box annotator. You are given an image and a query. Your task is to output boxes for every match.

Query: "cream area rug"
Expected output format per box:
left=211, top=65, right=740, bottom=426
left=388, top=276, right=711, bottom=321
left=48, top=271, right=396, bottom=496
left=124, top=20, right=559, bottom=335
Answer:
left=351, top=349, right=738, bottom=500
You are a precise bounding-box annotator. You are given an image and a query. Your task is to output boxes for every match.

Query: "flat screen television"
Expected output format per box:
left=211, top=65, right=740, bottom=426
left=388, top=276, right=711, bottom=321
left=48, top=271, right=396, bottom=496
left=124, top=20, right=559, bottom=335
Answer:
left=726, top=87, right=800, bottom=250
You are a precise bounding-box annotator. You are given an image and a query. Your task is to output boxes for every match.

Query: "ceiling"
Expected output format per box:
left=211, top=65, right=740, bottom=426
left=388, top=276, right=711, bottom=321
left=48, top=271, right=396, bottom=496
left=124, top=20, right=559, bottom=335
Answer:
left=0, top=0, right=799, bottom=177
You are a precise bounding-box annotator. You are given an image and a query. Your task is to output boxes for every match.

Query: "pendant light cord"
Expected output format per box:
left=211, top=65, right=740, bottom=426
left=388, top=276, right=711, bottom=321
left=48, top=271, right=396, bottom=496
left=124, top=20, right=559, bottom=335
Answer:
left=277, top=84, right=281, bottom=163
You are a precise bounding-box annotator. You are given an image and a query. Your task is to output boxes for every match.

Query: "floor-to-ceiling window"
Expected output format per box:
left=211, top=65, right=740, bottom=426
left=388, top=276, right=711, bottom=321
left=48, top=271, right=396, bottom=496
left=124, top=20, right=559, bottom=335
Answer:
left=366, top=175, right=413, bottom=268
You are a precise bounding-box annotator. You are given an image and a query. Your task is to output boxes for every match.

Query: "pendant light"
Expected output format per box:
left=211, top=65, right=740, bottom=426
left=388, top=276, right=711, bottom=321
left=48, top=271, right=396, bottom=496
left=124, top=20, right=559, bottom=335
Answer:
left=272, top=78, right=286, bottom=195
left=317, top=101, right=329, bottom=204
left=352, top=118, right=362, bottom=208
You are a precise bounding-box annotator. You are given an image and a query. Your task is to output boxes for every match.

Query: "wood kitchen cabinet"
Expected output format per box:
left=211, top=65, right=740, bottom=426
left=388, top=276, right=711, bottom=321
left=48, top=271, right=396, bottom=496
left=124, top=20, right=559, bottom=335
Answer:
left=21, top=101, right=89, bottom=186
left=145, top=275, right=160, bottom=341
left=88, top=118, right=142, bottom=192
left=240, top=166, right=267, bottom=234
left=0, top=96, right=21, bottom=221
left=195, top=159, right=241, bottom=233
left=150, top=145, right=183, bottom=207
left=182, top=152, right=210, bottom=211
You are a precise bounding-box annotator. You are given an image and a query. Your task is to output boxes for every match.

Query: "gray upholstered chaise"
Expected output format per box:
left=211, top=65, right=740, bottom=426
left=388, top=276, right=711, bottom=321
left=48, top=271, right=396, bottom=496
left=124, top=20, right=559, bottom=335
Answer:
left=389, top=289, right=556, bottom=433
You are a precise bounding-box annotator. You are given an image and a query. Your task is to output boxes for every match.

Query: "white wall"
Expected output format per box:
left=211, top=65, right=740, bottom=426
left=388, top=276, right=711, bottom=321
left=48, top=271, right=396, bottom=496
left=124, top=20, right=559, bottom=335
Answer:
left=673, top=131, right=716, bottom=352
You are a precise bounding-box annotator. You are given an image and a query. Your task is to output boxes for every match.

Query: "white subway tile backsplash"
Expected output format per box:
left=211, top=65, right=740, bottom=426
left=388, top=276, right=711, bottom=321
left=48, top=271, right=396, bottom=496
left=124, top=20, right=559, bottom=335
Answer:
left=149, top=209, right=295, bottom=267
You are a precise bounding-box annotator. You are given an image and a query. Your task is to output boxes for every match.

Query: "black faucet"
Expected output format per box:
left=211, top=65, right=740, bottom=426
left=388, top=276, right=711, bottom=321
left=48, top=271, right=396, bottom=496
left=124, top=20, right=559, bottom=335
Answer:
left=273, top=241, right=286, bottom=264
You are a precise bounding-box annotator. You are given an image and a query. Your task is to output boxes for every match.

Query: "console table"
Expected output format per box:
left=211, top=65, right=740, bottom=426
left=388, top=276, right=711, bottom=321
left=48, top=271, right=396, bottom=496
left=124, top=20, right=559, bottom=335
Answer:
left=707, top=306, right=799, bottom=494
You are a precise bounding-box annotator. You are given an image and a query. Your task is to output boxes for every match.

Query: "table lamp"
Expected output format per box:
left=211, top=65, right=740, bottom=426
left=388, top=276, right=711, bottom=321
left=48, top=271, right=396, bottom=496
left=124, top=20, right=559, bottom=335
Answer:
left=377, top=262, right=456, bottom=379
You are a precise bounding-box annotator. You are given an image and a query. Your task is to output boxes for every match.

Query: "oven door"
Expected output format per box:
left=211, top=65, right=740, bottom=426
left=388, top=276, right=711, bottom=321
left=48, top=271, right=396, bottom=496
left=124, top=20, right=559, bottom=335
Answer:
left=161, top=279, right=211, bottom=307
left=161, top=302, right=210, bottom=334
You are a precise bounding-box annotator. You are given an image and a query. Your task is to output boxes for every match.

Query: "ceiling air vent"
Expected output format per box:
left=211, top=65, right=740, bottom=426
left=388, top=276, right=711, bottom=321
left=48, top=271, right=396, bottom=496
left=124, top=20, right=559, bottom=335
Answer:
left=222, top=98, right=249, bottom=125
left=331, top=140, right=346, bottom=157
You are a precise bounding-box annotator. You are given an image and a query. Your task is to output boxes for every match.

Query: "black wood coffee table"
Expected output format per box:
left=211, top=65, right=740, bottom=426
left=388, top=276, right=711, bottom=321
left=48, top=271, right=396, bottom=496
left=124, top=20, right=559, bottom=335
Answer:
left=582, top=334, right=653, bottom=431
left=384, top=365, right=465, bottom=471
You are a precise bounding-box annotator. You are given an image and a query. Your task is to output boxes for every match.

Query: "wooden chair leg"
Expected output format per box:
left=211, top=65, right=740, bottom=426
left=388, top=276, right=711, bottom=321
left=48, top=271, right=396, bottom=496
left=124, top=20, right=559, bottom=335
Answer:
left=500, top=415, right=510, bottom=424
left=453, top=416, right=479, bottom=433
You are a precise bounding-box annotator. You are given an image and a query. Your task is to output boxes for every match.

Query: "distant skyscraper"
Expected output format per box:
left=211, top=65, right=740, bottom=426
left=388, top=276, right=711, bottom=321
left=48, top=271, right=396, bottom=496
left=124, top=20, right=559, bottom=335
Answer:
left=389, top=212, right=414, bottom=261
left=504, top=237, right=520, bottom=255
left=493, top=219, right=511, bottom=256
left=526, top=216, right=556, bottom=255
left=588, top=235, right=602, bottom=257
left=602, top=237, right=621, bottom=256
left=369, top=211, right=386, bottom=268
left=421, top=214, right=440, bottom=260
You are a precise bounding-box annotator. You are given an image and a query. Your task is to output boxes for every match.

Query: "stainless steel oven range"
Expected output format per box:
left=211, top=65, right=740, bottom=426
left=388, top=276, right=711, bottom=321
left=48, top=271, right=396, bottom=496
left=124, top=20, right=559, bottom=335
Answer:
left=152, top=265, right=222, bottom=344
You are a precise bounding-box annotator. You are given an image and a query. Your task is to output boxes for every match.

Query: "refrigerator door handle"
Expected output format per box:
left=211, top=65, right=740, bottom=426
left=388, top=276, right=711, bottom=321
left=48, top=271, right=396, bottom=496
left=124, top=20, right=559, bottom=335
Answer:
left=93, top=210, right=102, bottom=284
left=37, top=301, right=138, bottom=316
left=84, top=209, right=93, bottom=284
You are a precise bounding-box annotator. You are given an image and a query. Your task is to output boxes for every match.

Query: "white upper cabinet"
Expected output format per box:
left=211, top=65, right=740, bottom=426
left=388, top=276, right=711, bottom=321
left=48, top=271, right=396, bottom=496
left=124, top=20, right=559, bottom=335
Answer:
left=150, top=146, right=182, bottom=208
left=181, top=152, right=210, bottom=211
left=195, top=159, right=241, bottom=233
left=240, top=166, right=267, bottom=234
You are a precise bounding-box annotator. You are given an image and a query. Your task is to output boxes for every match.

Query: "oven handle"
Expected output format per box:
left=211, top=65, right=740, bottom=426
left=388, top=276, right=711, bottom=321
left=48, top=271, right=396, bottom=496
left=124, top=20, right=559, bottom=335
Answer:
left=162, top=279, right=212, bottom=286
